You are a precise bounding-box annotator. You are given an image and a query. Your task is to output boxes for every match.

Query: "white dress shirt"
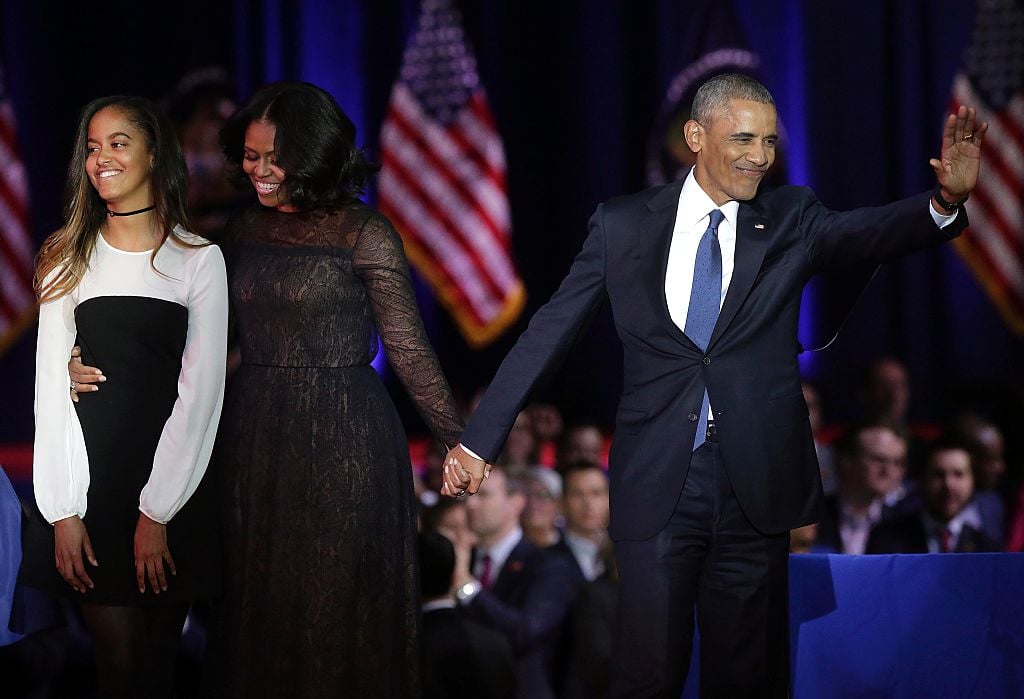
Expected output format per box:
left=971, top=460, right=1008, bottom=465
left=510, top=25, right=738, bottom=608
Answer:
left=563, top=530, right=605, bottom=581
left=473, top=525, right=524, bottom=583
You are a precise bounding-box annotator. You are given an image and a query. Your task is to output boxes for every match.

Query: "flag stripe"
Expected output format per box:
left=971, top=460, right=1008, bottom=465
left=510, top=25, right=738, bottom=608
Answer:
left=378, top=1, right=523, bottom=347
left=948, top=46, right=1024, bottom=335
left=379, top=147, right=506, bottom=303
left=379, top=168, right=497, bottom=320
left=382, top=111, right=516, bottom=289
left=390, top=85, right=510, bottom=230
left=0, top=79, right=35, bottom=351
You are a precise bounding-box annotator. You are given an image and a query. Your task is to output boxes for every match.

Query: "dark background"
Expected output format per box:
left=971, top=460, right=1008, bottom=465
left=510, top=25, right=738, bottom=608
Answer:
left=1, top=0, right=1020, bottom=456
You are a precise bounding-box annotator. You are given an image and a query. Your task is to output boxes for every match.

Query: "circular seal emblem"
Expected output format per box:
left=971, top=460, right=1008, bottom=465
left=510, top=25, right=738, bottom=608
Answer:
left=645, top=48, right=788, bottom=188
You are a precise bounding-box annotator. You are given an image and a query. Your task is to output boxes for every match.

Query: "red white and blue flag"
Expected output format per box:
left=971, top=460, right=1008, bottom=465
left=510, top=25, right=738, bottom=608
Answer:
left=0, top=70, right=34, bottom=356
left=378, top=0, right=524, bottom=347
left=950, top=0, right=1024, bottom=335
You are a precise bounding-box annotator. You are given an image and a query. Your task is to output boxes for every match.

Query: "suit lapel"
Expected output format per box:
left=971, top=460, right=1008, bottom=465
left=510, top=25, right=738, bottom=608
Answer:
left=641, top=181, right=699, bottom=351
left=708, top=203, right=771, bottom=349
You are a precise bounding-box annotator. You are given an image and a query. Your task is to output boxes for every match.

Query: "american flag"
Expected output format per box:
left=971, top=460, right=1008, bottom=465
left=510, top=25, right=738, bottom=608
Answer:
left=378, top=0, right=524, bottom=348
left=950, top=0, right=1024, bottom=335
left=0, top=71, right=34, bottom=356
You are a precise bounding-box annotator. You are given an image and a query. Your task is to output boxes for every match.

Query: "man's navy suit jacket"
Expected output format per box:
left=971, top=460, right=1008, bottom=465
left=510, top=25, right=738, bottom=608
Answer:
left=462, top=182, right=967, bottom=541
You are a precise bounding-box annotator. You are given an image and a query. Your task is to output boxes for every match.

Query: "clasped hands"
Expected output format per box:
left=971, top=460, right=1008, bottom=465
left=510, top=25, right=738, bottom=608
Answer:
left=440, top=444, right=492, bottom=499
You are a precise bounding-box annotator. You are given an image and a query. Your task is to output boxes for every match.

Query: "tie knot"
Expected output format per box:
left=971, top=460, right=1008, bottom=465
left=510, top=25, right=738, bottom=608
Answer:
left=707, top=209, right=725, bottom=232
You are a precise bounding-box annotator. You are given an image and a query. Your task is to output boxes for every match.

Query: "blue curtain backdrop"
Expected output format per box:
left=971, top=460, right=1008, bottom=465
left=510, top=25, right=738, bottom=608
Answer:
left=1, top=0, right=1020, bottom=465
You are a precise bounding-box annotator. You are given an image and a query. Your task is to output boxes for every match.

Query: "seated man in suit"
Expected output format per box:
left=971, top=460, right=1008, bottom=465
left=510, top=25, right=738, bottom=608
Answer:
left=817, top=421, right=911, bottom=554
left=868, top=439, right=1000, bottom=554
left=454, top=466, right=582, bottom=699
left=553, top=462, right=610, bottom=583
left=418, top=529, right=516, bottom=699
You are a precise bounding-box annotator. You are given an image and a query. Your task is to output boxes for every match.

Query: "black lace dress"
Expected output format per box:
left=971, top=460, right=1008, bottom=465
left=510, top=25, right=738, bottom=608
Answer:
left=204, top=204, right=463, bottom=697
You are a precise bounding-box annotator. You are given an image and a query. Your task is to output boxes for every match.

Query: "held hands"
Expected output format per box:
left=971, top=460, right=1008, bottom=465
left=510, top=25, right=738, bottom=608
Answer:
left=68, top=346, right=105, bottom=403
left=134, top=512, right=176, bottom=594
left=53, top=516, right=98, bottom=594
left=440, top=444, right=491, bottom=498
left=930, top=105, right=988, bottom=203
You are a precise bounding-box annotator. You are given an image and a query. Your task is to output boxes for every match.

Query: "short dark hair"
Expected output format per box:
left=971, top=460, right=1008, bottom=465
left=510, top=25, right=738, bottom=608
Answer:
left=838, top=420, right=907, bottom=458
left=419, top=530, right=455, bottom=599
left=420, top=499, right=464, bottom=532
left=220, top=81, right=376, bottom=210
left=691, top=73, right=774, bottom=125
left=923, top=436, right=974, bottom=475
left=559, top=460, right=607, bottom=490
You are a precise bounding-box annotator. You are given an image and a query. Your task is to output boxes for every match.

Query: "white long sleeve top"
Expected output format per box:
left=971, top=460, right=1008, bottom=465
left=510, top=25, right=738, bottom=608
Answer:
left=33, top=228, right=228, bottom=524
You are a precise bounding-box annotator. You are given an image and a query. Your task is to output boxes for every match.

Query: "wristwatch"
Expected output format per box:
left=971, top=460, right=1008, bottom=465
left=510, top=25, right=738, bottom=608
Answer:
left=932, top=184, right=967, bottom=213
left=455, top=580, right=481, bottom=603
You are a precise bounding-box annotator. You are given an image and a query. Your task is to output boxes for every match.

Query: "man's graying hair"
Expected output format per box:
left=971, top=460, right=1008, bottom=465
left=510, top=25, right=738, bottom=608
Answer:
left=691, top=73, right=774, bottom=125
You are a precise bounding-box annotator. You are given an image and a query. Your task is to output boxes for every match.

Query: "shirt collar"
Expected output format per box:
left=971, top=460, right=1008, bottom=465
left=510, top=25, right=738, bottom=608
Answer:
left=840, top=497, right=884, bottom=526
left=564, top=530, right=600, bottom=558
left=480, top=526, right=523, bottom=572
left=679, top=168, right=741, bottom=230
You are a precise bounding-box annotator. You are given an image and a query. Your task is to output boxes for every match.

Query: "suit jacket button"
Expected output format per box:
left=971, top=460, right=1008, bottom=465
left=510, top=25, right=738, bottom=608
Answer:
left=702, top=356, right=711, bottom=365
left=688, top=413, right=698, bottom=421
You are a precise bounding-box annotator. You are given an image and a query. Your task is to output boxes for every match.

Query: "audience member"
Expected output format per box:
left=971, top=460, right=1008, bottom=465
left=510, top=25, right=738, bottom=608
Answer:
left=803, top=381, right=838, bottom=496
left=557, top=423, right=605, bottom=469
left=552, top=463, right=610, bottom=583
left=455, top=466, right=582, bottom=699
left=817, top=422, right=911, bottom=554
left=867, top=439, right=1000, bottom=553
left=500, top=412, right=539, bottom=468
left=858, top=357, right=929, bottom=475
left=562, top=537, right=619, bottom=699
left=950, top=412, right=1007, bottom=543
left=522, top=468, right=563, bottom=548
left=526, top=403, right=564, bottom=468
left=418, top=530, right=516, bottom=699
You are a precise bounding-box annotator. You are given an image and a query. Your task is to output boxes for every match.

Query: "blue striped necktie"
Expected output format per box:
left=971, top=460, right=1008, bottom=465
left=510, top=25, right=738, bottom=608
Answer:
left=684, top=209, right=724, bottom=451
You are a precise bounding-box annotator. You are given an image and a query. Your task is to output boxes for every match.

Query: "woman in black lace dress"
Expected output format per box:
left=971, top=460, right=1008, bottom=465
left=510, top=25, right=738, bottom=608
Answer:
left=201, top=83, right=464, bottom=696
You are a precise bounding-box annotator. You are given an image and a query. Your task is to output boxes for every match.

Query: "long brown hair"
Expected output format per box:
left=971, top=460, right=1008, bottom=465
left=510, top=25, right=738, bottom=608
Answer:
left=35, top=96, right=195, bottom=303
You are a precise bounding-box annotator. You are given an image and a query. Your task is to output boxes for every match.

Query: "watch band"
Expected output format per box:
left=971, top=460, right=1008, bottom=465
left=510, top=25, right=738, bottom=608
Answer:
left=932, top=184, right=967, bottom=212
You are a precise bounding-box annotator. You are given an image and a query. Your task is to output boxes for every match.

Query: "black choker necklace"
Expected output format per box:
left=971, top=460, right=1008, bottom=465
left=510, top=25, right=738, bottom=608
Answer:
left=107, top=205, right=155, bottom=218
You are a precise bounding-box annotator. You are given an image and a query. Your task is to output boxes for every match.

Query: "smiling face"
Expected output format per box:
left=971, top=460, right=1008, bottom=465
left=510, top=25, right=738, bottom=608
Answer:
left=86, top=106, right=154, bottom=211
left=242, top=119, right=290, bottom=211
left=686, top=98, right=777, bottom=205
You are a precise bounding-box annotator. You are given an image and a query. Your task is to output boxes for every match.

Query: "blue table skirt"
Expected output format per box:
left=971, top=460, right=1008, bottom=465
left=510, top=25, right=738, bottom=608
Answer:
left=683, top=553, right=1024, bottom=698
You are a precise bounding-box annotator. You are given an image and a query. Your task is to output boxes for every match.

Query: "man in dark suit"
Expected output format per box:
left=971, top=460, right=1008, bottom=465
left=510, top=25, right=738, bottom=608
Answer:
left=441, top=74, right=986, bottom=697
left=453, top=466, right=582, bottom=699
left=867, top=439, right=1001, bottom=554
left=551, top=462, right=610, bottom=583
left=816, top=421, right=914, bottom=554
left=418, top=529, right=516, bottom=699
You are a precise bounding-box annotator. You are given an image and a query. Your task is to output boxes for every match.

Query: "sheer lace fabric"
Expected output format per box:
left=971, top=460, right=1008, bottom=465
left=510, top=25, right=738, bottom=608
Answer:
left=205, top=204, right=462, bottom=697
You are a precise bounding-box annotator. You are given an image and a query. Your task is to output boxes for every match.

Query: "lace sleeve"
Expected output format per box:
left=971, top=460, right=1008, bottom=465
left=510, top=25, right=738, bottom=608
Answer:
left=353, top=210, right=464, bottom=447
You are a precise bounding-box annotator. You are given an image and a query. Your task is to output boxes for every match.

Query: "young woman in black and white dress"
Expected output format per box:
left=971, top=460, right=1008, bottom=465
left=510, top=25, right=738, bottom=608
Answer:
left=21, top=95, right=228, bottom=698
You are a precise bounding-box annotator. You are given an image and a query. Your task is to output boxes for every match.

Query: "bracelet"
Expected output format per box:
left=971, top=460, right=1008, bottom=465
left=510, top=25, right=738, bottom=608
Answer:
left=932, top=184, right=967, bottom=213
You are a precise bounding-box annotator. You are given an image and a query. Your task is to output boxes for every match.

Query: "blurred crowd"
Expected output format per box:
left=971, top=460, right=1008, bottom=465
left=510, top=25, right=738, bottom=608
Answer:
left=414, top=357, right=1024, bottom=699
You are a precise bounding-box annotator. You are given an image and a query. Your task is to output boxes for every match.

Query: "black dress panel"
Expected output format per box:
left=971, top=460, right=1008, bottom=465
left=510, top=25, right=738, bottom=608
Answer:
left=21, top=296, right=222, bottom=604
